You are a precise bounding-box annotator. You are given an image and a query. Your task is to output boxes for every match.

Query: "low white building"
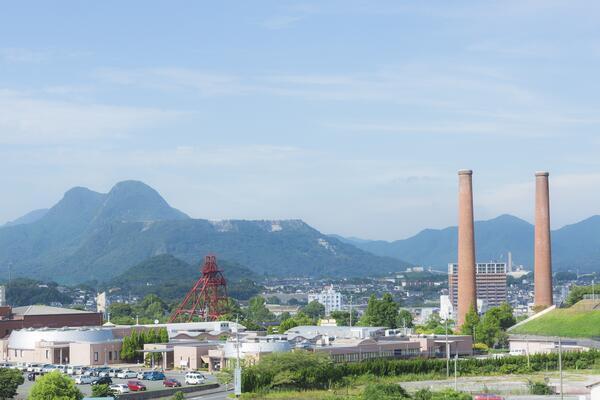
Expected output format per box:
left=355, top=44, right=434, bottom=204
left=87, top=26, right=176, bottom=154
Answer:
left=308, top=285, right=343, bottom=315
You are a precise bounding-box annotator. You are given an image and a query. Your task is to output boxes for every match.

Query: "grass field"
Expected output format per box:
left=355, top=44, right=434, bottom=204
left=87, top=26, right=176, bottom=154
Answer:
left=511, top=308, right=600, bottom=338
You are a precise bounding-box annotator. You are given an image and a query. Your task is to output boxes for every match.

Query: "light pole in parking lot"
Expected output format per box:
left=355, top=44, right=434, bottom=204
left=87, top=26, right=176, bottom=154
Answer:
left=234, top=316, right=242, bottom=397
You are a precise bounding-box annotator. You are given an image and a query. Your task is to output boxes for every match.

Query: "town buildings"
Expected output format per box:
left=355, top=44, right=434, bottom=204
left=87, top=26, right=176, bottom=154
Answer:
left=308, top=285, right=343, bottom=315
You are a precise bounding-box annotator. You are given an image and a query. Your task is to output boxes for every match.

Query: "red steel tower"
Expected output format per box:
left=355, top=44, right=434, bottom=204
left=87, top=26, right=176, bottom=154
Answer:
left=169, top=254, right=229, bottom=322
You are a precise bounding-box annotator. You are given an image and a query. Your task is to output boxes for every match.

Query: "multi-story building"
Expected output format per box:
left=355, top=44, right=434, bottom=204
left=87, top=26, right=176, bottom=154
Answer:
left=448, top=262, right=507, bottom=309
left=308, top=285, right=343, bottom=315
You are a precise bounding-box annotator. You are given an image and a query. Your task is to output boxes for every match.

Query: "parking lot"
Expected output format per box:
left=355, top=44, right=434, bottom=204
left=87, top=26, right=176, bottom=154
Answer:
left=14, top=369, right=219, bottom=399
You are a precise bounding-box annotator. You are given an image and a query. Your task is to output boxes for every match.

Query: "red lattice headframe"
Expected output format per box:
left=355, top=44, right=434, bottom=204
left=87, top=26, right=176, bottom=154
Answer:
left=169, top=254, right=229, bottom=322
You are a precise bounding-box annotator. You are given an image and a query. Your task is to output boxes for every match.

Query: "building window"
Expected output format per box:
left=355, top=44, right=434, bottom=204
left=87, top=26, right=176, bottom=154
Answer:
left=20, top=350, right=23, bottom=357
left=115, top=351, right=119, bottom=360
left=94, top=352, right=98, bottom=362
left=108, top=351, right=112, bottom=361
left=14, top=349, right=17, bottom=357
left=45, top=350, right=49, bottom=359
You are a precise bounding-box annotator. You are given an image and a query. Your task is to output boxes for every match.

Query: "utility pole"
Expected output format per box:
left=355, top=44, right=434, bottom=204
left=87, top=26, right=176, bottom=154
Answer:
left=526, top=337, right=530, bottom=369
left=349, top=296, right=353, bottom=327
left=235, top=315, right=242, bottom=397
left=454, top=354, right=458, bottom=391
left=445, top=318, right=450, bottom=378
left=558, top=337, right=563, bottom=400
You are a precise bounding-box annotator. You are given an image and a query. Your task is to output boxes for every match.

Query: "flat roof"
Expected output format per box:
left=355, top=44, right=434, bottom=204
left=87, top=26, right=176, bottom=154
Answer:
left=12, top=305, right=96, bottom=316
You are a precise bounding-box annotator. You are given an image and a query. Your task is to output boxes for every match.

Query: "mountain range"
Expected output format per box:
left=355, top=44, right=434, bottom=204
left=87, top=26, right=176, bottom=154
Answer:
left=338, top=214, right=600, bottom=272
left=0, top=181, right=408, bottom=283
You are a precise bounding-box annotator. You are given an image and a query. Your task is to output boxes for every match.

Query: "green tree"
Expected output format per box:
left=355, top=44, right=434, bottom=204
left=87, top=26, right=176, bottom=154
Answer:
left=0, top=368, right=24, bottom=400
left=487, top=303, right=516, bottom=330
left=91, top=384, right=113, bottom=397
left=359, top=293, right=400, bottom=328
left=302, top=301, right=325, bottom=320
left=159, top=327, right=169, bottom=343
left=279, top=312, right=313, bottom=332
left=396, top=309, right=414, bottom=328
left=330, top=310, right=359, bottom=326
left=246, top=296, right=275, bottom=323
left=460, top=305, right=480, bottom=337
left=29, top=371, right=83, bottom=400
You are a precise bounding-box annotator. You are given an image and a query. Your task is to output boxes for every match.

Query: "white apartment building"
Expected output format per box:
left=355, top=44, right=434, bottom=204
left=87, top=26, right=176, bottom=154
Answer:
left=308, top=285, right=343, bottom=315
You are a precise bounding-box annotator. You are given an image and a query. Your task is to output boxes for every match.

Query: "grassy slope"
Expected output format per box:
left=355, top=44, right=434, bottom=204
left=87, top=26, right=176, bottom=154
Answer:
left=511, top=308, right=600, bottom=338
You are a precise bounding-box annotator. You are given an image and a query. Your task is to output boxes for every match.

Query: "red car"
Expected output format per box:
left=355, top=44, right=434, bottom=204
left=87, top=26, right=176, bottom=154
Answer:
left=474, top=395, right=504, bottom=400
left=163, top=378, right=182, bottom=388
left=127, top=380, right=147, bottom=391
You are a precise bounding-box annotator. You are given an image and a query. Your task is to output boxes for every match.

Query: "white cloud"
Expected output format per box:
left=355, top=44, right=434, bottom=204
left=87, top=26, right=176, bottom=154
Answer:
left=0, top=90, right=184, bottom=144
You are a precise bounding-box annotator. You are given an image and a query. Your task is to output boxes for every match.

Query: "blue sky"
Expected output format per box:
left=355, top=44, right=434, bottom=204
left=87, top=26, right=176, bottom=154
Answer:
left=2, top=1, right=600, bottom=240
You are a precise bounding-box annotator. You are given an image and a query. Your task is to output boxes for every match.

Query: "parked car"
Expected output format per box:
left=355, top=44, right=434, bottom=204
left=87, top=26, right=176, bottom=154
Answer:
left=56, top=365, right=68, bottom=374
left=0, top=363, right=11, bottom=368
left=117, top=370, right=138, bottom=379
left=75, top=366, right=88, bottom=375
left=75, top=375, right=94, bottom=385
left=96, top=367, right=111, bottom=377
left=163, top=378, right=182, bottom=388
left=27, top=363, right=41, bottom=372
left=127, top=380, right=147, bottom=391
left=108, top=368, right=122, bottom=378
left=92, top=376, right=113, bottom=386
left=14, top=363, right=27, bottom=371
left=138, top=371, right=155, bottom=380
left=110, top=384, right=130, bottom=394
left=145, top=371, right=165, bottom=381
left=41, top=364, right=56, bottom=373
left=185, top=372, right=206, bottom=385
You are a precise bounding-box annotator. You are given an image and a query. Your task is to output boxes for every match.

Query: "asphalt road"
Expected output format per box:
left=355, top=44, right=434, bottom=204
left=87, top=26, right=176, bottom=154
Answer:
left=15, top=369, right=219, bottom=399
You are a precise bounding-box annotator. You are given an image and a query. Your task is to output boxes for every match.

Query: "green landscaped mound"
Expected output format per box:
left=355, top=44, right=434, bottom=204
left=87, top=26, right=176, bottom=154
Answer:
left=511, top=305, right=600, bottom=338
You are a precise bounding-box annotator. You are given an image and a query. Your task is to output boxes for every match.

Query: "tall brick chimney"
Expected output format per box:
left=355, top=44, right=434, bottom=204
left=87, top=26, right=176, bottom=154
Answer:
left=534, top=171, right=553, bottom=308
left=457, top=169, right=477, bottom=327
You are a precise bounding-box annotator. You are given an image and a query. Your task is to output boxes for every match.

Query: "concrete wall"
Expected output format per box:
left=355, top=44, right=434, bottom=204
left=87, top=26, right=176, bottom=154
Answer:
left=69, top=341, right=122, bottom=366
left=173, top=344, right=215, bottom=370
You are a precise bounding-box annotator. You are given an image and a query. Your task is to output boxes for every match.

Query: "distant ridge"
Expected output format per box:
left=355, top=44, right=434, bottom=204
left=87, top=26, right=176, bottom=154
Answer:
left=336, top=213, right=600, bottom=272
left=3, top=208, right=48, bottom=226
left=0, top=181, right=409, bottom=283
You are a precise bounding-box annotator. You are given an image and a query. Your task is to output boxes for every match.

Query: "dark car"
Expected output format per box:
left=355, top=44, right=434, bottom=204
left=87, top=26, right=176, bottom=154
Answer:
left=163, top=378, right=182, bottom=388
left=127, top=380, right=147, bottom=391
left=92, top=376, right=113, bottom=386
left=145, top=371, right=165, bottom=381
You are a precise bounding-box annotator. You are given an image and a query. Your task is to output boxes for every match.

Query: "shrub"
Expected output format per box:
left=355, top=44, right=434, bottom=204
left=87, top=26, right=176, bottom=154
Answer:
left=0, top=368, right=24, bottom=400
left=528, top=380, right=554, bottom=395
left=362, top=383, right=410, bottom=400
left=29, top=371, right=83, bottom=400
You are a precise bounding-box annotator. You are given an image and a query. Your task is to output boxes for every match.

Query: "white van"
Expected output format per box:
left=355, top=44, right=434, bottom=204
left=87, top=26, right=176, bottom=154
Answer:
left=184, top=372, right=205, bottom=385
